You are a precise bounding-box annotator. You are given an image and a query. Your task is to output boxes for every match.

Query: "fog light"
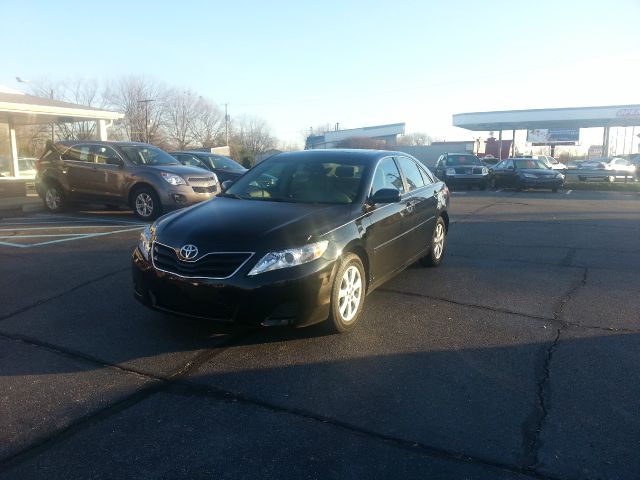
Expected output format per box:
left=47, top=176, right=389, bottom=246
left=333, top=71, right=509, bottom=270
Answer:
left=172, top=194, right=187, bottom=204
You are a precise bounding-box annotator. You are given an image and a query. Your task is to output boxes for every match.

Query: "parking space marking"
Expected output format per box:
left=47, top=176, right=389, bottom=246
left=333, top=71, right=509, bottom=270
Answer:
left=0, top=226, right=144, bottom=248
left=0, top=214, right=146, bottom=249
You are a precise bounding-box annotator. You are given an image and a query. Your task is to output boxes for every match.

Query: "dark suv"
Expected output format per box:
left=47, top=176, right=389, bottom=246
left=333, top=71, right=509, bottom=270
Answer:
left=434, top=153, right=489, bottom=190
left=35, top=141, right=220, bottom=220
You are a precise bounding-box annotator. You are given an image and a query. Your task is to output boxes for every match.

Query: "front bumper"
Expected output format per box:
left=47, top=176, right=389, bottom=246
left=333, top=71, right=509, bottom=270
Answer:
left=132, top=247, right=338, bottom=327
left=521, top=177, right=564, bottom=189
left=159, top=184, right=220, bottom=210
left=444, top=174, right=488, bottom=186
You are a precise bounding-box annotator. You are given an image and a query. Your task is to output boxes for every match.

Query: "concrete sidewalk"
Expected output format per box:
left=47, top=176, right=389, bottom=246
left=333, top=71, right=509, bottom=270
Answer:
left=0, top=195, right=43, bottom=215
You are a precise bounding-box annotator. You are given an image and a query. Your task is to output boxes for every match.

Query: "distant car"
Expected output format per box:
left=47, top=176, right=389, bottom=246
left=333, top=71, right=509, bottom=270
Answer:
left=489, top=158, right=565, bottom=192
left=434, top=153, right=489, bottom=190
left=170, top=151, right=247, bottom=184
left=536, top=155, right=566, bottom=171
left=566, top=160, right=585, bottom=169
left=35, top=141, right=220, bottom=220
left=577, top=157, right=636, bottom=182
left=480, top=155, right=499, bottom=166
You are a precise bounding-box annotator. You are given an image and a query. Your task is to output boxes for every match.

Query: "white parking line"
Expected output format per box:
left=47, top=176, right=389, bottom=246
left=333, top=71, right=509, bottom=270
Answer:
left=0, top=226, right=144, bottom=248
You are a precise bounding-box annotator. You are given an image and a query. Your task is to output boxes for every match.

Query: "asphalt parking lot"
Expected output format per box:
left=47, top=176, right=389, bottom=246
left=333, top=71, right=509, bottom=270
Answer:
left=0, top=190, right=639, bottom=480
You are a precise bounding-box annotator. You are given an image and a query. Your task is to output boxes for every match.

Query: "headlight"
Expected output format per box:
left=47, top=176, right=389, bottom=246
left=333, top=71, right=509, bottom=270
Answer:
left=445, top=168, right=456, bottom=175
left=522, top=173, right=537, bottom=179
left=481, top=167, right=488, bottom=175
left=556, top=173, right=565, bottom=179
left=161, top=172, right=186, bottom=186
left=248, top=240, right=329, bottom=276
left=138, top=225, right=153, bottom=260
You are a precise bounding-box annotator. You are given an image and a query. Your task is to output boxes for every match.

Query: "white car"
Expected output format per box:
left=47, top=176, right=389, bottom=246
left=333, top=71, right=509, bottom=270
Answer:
left=536, top=155, right=566, bottom=171
left=578, top=157, right=636, bottom=182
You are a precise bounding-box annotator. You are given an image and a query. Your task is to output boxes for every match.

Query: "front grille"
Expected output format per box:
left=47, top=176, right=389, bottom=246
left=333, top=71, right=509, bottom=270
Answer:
left=472, top=167, right=485, bottom=174
left=453, top=167, right=484, bottom=175
left=188, top=176, right=216, bottom=186
left=192, top=185, right=217, bottom=194
left=152, top=243, right=252, bottom=279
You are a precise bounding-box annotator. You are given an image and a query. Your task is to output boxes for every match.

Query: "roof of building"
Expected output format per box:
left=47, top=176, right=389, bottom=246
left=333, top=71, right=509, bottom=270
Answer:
left=453, top=105, right=640, bottom=131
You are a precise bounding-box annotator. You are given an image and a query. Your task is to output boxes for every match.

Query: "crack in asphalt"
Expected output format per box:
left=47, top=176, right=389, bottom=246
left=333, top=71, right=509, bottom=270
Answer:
left=0, top=267, right=130, bottom=323
left=0, top=326, right=257, bottom=474
left=523, top=268, right=589, bottom=472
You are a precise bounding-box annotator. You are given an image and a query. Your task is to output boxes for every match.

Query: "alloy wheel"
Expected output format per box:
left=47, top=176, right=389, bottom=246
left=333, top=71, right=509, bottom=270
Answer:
left=338, top=265, right=362, bottom=322
left=45, top=188, right=61, bottom=210
left=135, top=193, right=154, bottom=218
left=432, top=222, right=445, bottom=260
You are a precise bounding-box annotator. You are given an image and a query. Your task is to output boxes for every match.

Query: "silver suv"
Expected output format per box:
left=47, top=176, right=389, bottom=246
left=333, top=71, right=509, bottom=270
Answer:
left=35, top=141, right=220, bottom=220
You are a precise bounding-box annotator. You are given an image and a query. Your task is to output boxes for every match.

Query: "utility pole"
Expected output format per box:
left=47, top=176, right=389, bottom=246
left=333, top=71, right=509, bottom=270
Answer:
left=138, top=99, right=155, bottom=143
left=224, top=102, right=230, bottom=146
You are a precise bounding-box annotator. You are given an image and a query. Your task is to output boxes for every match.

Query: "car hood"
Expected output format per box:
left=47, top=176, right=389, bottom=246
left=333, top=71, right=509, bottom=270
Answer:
left=155, top=197, right=352, bottom=251
left=148, top=164, right=214, bottom=178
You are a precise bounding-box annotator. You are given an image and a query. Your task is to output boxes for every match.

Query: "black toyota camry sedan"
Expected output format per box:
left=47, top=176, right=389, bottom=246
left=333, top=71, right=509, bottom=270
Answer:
left=132, top=149, right=450, bottom=332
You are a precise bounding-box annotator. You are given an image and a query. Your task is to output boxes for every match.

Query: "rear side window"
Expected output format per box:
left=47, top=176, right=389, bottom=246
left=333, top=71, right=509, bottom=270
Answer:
left=90, top=145, right=121, bottom=165
left=418, top=164, right=436, bottom=184
left=62, top=145, right=93, bottom=162
left=396, top=156, right=426, bottom=192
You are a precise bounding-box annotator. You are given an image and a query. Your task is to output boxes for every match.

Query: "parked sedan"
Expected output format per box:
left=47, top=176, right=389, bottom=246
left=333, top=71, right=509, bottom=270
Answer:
left=489, top=158, right=565, bottom=192
left=577, top=157, right=636, bottom=182
left=170, top=151, right=247, bottom=183
left=434, top=153, right=489, bottom=190
left=133, top=149, right=450, bottom=333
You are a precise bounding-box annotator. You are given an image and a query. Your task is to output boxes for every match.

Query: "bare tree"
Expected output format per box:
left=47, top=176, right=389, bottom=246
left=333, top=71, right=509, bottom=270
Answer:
left=56, top=78, right=105, bottom=141
left=232, top=116, right=276, bottom=155
left=397, top=132, right=433, bottom=146
left=163, top=88, right=199, bottom=150
left=104, top=76, right=167, bottom=144
left=191, top=97, right=224, bottom=148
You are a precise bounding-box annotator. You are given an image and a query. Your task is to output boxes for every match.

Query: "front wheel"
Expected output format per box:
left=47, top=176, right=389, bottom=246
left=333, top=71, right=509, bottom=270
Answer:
left=420, top=217, right=447, bottom=267
left=327, top=253, right=366, bottom=333
left=132, top=187, right=162, bottom=221
left=43, top=182, right=66, bottom=213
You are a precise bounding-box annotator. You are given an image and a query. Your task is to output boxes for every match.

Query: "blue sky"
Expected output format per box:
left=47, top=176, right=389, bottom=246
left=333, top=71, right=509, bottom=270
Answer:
left=3, top=0, right=639, bottom=146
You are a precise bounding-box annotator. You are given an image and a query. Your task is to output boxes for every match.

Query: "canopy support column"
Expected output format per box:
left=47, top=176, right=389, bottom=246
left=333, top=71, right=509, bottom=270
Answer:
left=602, top=126, right=610, bottom=157
left=511, top=130, right=516, bottom=156
left=8, top=119, right=19, bottom=177
left=97, top=120, right=108, bottom=141
left=498, top=130, right=503, bottom=160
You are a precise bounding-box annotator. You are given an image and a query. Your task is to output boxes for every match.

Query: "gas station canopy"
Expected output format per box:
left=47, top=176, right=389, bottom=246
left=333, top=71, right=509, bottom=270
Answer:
left=453, top=105, right=640, bottom=131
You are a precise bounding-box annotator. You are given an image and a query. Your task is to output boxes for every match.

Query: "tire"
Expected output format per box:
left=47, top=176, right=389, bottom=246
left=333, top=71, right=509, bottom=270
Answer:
left=515, top=180, right=524, bottom=192
left=326, top=253, right=366, bottom=333
left=552, top=188, right=558, bottom=193
left=131, top=186, right=162, bottom=221
left=479, top=182, right=487, bottom=191
left=489, top=177, right=497, bottom=189
left=43, top=181, right=66, bottom=213
left=420, top=216, right=447, bottom=267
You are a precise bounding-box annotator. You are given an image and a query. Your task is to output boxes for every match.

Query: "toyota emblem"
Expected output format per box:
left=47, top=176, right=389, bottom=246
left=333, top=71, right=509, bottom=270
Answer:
left=179, top=244, right=198, bottom=260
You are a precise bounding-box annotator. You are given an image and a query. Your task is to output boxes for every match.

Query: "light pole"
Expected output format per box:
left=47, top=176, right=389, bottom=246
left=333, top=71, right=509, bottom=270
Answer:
left=224, top=102, right=230, bottom=146
left=137, top=99, right=154, bottom=143
left=16, top=76, right=55, bottom=141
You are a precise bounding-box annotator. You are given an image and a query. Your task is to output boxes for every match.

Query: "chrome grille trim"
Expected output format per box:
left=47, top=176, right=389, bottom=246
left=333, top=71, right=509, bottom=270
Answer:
left=151, top=241, right=255, bottom=280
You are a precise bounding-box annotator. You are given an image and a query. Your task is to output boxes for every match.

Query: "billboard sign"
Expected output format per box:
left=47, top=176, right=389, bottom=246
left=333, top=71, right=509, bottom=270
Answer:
left=527, top=128, right=579, bottom=145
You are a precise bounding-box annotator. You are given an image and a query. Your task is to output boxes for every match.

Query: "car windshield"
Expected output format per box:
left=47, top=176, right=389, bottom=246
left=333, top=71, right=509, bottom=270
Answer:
left=120, top=145, right=179, bottom=166
left=515, top=159, right=549, bottom=169
left=446, top=155, right=482, bottom=166
left=199, top=155, right=245, bottom=171
left=224, top=156, right=368, bottom=204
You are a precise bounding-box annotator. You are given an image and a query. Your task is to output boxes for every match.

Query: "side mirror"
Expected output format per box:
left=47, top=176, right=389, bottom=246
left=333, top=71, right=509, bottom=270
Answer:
left=106, top=157, right=124, bottom=167
left=370, top=188, right=401, bottom=204
left=221, top=180, right=234, bottom=191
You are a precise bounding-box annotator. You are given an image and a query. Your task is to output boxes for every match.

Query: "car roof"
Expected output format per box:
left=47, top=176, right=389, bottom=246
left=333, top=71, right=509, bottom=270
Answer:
left=271, top=149, right=410, bottom=163
left=171, top=150, right=231, bottom=157
left=56, top=140, right=152, bottom=147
